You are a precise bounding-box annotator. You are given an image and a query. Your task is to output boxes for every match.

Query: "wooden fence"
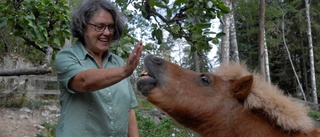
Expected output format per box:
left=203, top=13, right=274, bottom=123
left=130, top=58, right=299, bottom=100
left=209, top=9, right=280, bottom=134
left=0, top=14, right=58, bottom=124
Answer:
left=0, top=75, right=60, bottom=95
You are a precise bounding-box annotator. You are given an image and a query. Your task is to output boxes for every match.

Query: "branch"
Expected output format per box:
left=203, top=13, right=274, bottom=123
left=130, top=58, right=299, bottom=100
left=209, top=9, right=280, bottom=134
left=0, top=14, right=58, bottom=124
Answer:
left=150, top=10, right=169, bottom=23
left=281, top=12, right=306, bottom=101
left=168, top=4, right=193, bottom=23
left=144, top=0, right=191, bottom=24
left=21, top=36, right=46, bottom=53
left=42, top=46, right=53, bottom=68
left=0, top=45, right=54, bottom=76
left=0, top=67, right=52, bottom=76
left=21, top=35, right=60, bottom=52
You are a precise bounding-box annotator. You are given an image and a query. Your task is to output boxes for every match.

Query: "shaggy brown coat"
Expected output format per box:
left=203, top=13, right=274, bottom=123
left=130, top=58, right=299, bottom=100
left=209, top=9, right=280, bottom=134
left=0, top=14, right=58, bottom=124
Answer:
left=137, top=55, right=320, bottom=137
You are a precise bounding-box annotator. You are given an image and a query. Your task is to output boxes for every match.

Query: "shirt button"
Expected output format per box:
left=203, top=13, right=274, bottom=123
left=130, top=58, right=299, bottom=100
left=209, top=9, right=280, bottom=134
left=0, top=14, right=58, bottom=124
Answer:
left=110, top=121, right=114, bottom=124
left=109, top=106, right=112, bottom=110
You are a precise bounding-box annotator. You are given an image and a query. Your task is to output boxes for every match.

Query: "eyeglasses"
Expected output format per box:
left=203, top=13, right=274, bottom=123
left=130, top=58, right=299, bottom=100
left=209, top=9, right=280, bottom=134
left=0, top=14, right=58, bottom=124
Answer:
left=88, top=23, right=115, bottom=32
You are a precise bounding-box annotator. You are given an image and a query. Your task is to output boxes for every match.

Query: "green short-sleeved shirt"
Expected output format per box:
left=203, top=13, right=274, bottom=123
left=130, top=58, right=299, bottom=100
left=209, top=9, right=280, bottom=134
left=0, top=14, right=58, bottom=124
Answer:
left=54, top=41, right=138, bottom=137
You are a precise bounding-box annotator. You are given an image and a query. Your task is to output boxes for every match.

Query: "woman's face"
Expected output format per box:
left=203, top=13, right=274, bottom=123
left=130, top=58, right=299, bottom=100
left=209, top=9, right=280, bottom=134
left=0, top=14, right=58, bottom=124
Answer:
left=84, top=9, right=114, bottom=55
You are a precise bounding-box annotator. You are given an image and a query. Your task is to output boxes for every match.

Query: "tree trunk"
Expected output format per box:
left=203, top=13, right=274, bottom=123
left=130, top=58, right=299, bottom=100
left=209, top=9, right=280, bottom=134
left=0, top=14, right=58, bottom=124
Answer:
left=304, top=0, right=317, bottom=104
left=229, top=1, right=239, bottom=63
left=221, top=0, right=231, bottom=64
left=258, top=0, right=266, bottom=77
left=301, top=43, right=309, bottom=100
left=193, top=51, right=200, bottom=72
left=264, top=33, right=271, bottom=83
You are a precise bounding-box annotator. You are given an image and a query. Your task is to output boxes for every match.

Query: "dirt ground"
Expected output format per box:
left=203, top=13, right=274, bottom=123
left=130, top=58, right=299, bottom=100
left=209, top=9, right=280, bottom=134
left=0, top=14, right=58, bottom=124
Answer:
left=0, top=106, right=60, bottom=137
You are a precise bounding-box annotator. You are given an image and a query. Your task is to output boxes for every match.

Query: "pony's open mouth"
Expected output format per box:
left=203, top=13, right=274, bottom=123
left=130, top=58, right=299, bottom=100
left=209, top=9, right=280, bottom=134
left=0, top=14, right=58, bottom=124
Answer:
left=137, top=54, right=166, bottom=96
left=140, top=70, right=153, bottom=79
left=137, top=69, right=157, bottom=96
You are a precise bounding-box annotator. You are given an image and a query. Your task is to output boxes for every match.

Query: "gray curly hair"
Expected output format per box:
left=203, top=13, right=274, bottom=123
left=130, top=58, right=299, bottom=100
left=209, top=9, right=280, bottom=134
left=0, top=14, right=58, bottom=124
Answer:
left=70, top=0, right=126, bottom=43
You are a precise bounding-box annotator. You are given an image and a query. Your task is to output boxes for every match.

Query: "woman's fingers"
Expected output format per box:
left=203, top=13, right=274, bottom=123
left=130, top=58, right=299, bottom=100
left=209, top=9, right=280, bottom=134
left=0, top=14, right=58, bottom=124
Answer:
left=130, top=41, right=143, bottom=64
left=126, top=41, right=143, bottom=72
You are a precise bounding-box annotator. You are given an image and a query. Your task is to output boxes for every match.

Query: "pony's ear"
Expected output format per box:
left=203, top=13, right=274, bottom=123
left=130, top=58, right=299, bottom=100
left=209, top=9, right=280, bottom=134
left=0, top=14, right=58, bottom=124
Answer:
left=231, top=75, right=253, bottom=100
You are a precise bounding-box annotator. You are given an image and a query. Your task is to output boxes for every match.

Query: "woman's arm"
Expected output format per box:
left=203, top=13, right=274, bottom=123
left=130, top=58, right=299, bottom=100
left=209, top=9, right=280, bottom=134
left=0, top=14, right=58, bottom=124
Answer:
left=70, top=41, right=143, bottom=92
left=128, top=109, right=139, bottom=137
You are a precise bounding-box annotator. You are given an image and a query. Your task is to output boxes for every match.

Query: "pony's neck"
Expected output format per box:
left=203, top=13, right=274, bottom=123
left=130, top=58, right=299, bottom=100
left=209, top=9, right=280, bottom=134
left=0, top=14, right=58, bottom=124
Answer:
left=224, top=109, right=302, bottom=137
left=179, top=108, right=297, bottom=137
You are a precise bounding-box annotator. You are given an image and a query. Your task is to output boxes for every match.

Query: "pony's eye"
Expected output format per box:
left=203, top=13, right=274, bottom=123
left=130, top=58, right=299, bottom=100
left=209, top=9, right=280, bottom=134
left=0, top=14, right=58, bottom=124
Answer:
left=200, top=74, right=210, bottom=85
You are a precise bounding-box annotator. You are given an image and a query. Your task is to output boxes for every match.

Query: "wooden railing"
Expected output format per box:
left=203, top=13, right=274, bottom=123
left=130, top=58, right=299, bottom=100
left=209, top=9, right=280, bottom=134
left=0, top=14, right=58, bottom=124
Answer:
left=0, top=75, right=60, bottom=95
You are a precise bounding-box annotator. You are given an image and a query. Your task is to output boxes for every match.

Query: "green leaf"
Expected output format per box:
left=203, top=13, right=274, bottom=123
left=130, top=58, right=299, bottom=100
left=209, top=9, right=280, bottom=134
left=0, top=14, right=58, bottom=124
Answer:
left=190, top=46, right=197, bottom=53
left=59, top=34, right=65, bottom=47
left=140, top=6, right=149, bottom=18
left=210, top=11, right=217, bottom=18
left=218, top=3, right=230, bottom=14
left=216, top=32, right=225, bottom=38
left=151, top=23, right=157, bottom=28
left=143, top=43, right=155, bottom=51
left=53, top=37, right=60, bottom=46
left=36, top=30, right=45, bottom=41
left=27, top=20, right=35, bottom=28
left=155, top=1, right=167, bottom=8
left=194, top=23, right=212, bottom=29
left=163, top=0, right=169, bottom=4
left=153, top=29, right=163, bottom=44
left=166, top=7, right=172, bottom=19
left=0, top=17, right=8, bottom=29
left=173, top=0, right=187, bottom=6
left=212, top=38, right=220, bottom=44
left=149, top=0, right=156, bottom=8
left=172, top=26, right=179, bottom=33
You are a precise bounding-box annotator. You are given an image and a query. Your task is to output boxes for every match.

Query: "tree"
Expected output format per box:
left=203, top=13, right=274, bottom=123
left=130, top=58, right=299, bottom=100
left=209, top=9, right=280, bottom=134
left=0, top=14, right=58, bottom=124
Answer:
left=304, top=0, right=317, bottom=104
left=220, top=0, right=239, bottom=64
left=234, top=0, right=260, bottom=69
left=229, top=1, right=239, bottom=63
left=234, top=0, right=320, bottom=102
left=0, top=0, right=71, bottom=76
left=0, top=0, right=138, bottom=76
left=220, top=0, right=231, bottom=64
left=119, top=0, right=229, bottom=72
left=258, top=0, right=271, bottom=82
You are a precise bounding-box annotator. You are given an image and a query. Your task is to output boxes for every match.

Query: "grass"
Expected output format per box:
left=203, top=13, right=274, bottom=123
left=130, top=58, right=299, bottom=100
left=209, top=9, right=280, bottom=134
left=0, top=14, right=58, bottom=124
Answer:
left=36, top=121, right=56, bottom=137
left=0, top=89, right=50, bottom=109
left=309, top=110, right=320, bottom=120
left=136, top=98, right=196, bottom=137
left=137, top=111, right=195, bottom=137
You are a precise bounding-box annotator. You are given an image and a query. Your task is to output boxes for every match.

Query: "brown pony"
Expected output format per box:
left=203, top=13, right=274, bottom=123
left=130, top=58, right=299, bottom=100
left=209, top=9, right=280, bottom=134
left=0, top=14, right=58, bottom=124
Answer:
left=136, top=54, right=320, bottom=137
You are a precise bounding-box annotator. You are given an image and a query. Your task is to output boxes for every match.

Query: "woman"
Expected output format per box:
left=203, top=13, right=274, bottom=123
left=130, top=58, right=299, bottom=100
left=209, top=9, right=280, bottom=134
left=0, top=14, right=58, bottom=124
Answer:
left=54, top=0, right=142, bottom=136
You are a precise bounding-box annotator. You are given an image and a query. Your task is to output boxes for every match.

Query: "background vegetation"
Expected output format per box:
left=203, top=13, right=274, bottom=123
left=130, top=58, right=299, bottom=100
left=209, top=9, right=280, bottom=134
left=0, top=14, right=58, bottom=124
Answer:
left=1, top=0, right=320, bottom=136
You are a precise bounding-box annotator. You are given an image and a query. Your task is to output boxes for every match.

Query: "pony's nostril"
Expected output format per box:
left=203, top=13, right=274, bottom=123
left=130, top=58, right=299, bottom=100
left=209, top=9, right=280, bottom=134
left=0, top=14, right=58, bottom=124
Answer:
left=152, top=56, right=163, bottom=65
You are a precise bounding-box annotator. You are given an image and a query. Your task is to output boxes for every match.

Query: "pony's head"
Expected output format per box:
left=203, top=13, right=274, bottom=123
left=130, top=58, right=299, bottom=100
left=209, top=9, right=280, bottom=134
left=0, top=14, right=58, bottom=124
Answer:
left=137, top=54, right=315, bottom=136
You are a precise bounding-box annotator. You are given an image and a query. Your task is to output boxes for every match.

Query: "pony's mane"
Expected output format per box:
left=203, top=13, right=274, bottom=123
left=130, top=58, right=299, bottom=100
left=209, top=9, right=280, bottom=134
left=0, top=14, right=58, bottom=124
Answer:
left=214, top=62, right=314, bottom=132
